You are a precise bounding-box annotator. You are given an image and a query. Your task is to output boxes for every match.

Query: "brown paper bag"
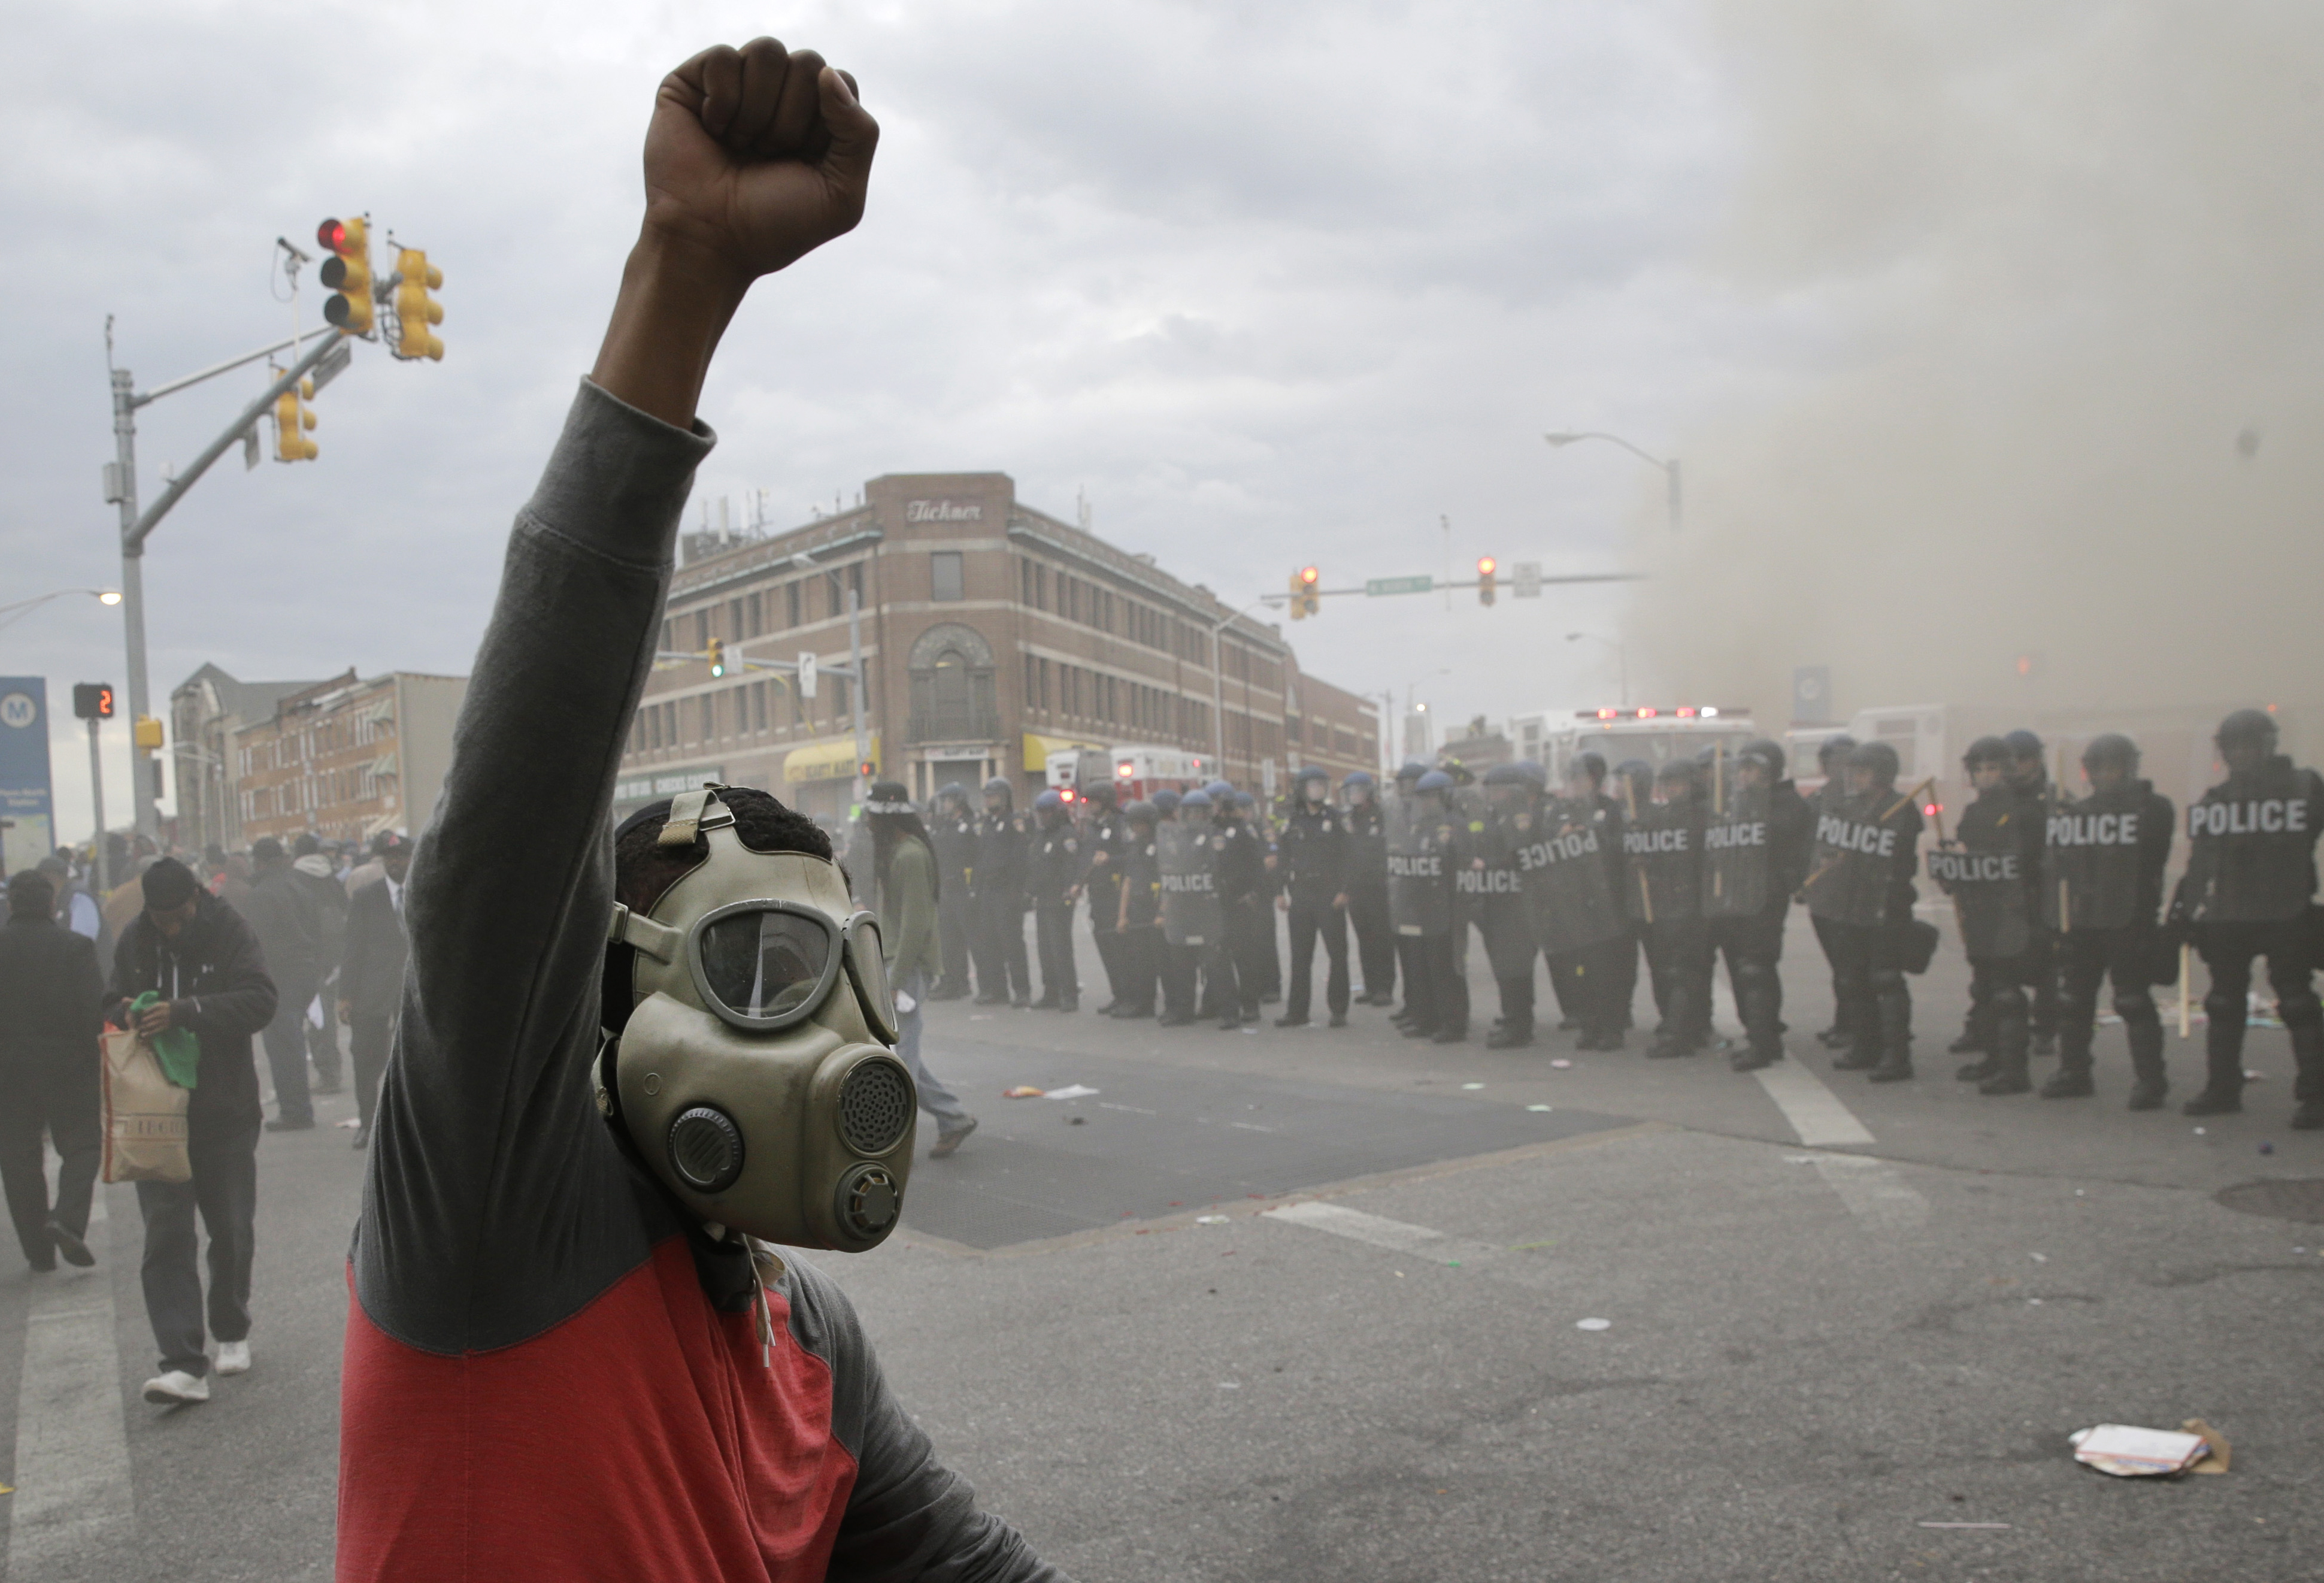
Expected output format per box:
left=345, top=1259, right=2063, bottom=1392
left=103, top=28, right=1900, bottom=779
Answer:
left=100, top=1025, right=190, bottom=1184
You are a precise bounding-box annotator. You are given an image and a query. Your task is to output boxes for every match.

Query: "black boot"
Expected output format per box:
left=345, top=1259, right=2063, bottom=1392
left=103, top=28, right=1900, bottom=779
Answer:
left=1832, top=1000, right=1883, bottom=1070
left=2124, top=1018, right=2167, bottom=1109
left=2184, top=998, right=2247, bottom=1115
left=1484, top=1024, right=1533, bottom=1049
left=1954, top=1055, right=1999, bottom=1083
left=2041, top=1037, right=2095, bottom=1099
left=1977, top=995, right=2030, bottom=1095
left=1948, top=1003, right=1988, bottom=1055
left=2289, top=1020, right=2324, bottom=1130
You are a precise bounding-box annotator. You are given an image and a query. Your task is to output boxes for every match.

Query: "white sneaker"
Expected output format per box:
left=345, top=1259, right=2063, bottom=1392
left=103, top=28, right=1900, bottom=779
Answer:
left=216, top=1340, right=250, bottom=1376
left=143, top=1370, right=210, bottom=1405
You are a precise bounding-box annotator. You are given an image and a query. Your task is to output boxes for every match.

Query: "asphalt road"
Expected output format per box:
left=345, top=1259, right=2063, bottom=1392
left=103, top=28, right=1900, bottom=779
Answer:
left=5, top=909, right=2323, bottom=1581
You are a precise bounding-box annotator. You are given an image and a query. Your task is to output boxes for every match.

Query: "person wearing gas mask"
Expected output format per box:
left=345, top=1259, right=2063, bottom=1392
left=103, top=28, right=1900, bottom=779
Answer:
left=1152, top=788, right=1208, bottom=1026
left=1469, top=764, right=1546, bottom=1049
left=1627, top=759, right=1711, bottom=1058
left=1807, top=739, right=1925, bottom=1082
left=925, top=782, right=978, bottom=1000
left=1026, top=789, right=1080, bottom=1012
left=1275, top=765, right=1351, bottom=1028
left=1704, top=739, right=1814, bottom=1073
left=863, top=782, right=978, bottom=1157
left=336, top=43, right=1066, bottom=1581
left=2171, top=709, right=2324, bottom=1125
left=1932, top=738, right=2040, bottom=1096
left=1109, top=800, right=1163, bottom=1019
left=971, top=776, right=1033, bottom=1007
left=1340, top=771, right=1397, bottom=1005
left=1805, top=734, right=1860, bottom=1052
left=2044, top=734, right=2174, bottom=1106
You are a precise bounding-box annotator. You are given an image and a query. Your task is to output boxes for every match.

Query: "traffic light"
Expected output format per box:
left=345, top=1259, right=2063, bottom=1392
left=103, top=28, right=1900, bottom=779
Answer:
left=71, top=683, right=115, bottom=720
left=1289, top=565, right=1320, bottom=619
left=708, top=638, right=726, bottom=677
left=1476, top=555, right=1497, bottom=606
left=857, top=759, right=876, bottom=779
left=318, top=217, right=374, bottom=335
left=274, top=375, right=318, bottom=462
left=395, top=247, right=444, bottom=361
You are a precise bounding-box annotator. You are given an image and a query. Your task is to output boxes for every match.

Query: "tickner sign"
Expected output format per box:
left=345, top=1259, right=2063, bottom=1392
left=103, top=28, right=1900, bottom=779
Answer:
left=905, top=499, right=984, bottom=523
left=614, top=764, right=725, bottom=805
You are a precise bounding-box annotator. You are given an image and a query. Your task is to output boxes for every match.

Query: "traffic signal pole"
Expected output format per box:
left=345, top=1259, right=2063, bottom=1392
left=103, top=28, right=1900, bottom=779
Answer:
left=86, top=715, right=107, bottom=891
left=107, top=326, right=344, bottom=843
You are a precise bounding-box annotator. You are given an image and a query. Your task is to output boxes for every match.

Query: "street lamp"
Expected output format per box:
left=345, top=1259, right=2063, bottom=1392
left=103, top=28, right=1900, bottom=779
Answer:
left=0, top=586, right=122, bottom=634
left=1544, top=431, right=1681, bottom=534
left=1566, top=631, right=1629, bottom=708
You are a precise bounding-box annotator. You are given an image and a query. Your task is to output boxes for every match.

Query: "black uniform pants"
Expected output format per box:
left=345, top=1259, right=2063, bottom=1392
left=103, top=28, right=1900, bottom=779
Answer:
left=1413, top=928, right=1468, bottom=1037
left=1553, top=934, right=1632, bottom=1042
left=1612, top=928, right=1643, bottom=1030
left=350, top=1013, right=393, bottom=1134
left=0, top=1055, right=101, bottom=1267
left=1284, top=890, right=1350, bottom=1021
left=1114, top=924, right=1159, bottom=1013
left=1822, top=919, right=1913, bottom=1058
left=1709, top=910, right=1787, bottom=1055
left=1348, top=885, right=1396, bottom=999
left=2026, top=925, right=2060, bottom=1039
left=971, top=893, right=1031, bottom=1001
left=1161, top=939, right=1201, bottom=1021
left=1396, top=931, right=1437, bottom=1027
left=2059, top=927, right=2162, bottom=1072
left=2198, top=919, right=2323, bottom=1101
left=135, top=1116, right=259, bottom=1378
left=1034, top=900, right=1078, bottom=1004
left=935, top=888, right=974, bottom=992
left=1643, top=920, right=1713, bottom=1044
left=260, top=973, right=317, bottom=1126
left=1087, top=876, right=1128, bottom=1005
left=1968, top=954, right=2034, bottom=1069
left=1813, top=913, right=1867, bottom=1039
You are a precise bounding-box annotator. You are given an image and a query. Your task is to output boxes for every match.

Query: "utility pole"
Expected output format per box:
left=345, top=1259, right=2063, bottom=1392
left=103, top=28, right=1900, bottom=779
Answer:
left=85, top=716, right=107, bottom=891
left=847, top=587, right=869, bottom=810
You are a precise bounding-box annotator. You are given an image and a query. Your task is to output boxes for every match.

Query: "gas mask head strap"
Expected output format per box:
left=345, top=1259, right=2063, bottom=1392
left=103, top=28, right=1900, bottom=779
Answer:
left=659, top=786, right=736, bottom=848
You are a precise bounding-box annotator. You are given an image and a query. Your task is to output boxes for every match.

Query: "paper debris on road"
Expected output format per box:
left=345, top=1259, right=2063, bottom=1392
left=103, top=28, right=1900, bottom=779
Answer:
left=2183, top=1418, right=2232, bottom=1474
left=1002, top=1086, right=1046, bottom=1098
left=337, top=1116, right=363, bottom=1129
left=1917, top=1522, right=2010, bottom=1530
left=1043, top=1083, right=1101, bottom=1100
left=1549, top=1059, right=1573, bottom=1069
left=1461, top=1082, right=1485, bottom=1090
left=1526, top=1104, right=1553, bottom=1112
left=2069, top=1423, right=2215, bottom=1476
left=1574, top=1317, right=1611, bottom=1331
left=1195, top=1214, right=1229, bottom=1224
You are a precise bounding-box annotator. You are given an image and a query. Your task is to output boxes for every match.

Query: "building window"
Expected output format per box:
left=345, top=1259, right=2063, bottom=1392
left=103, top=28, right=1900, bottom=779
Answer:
left=1020, top=559, right=1036, bottom=607
left=907, top=622, right=999, bottom=743
left=1023, top=652, right=1037, bottom=708
left=752, top=680, right=768, bottom=733
left=693, top=610, right=710, bottom=650
left=1038, top=657, right=1051, bottom=710
left=747, top=592, right=763, bottom=637
left=786, top=582, right=802, bottom=628
left=932, top=551, right=965, bottom=603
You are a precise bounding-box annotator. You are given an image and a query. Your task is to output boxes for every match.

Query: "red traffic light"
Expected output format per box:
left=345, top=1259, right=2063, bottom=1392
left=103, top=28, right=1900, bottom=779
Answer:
left=1299, top=566, right=1319, bottom=586
left=317, top=217, right=349, bottom=253
left=1477, top=556, right=1496, bottom=577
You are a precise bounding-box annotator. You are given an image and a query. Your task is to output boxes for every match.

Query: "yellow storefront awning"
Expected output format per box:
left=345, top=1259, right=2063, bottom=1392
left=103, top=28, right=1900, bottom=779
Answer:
left=1022, top=733, right=1108, bottom=773
left=783, top=733, right=880, bottom=784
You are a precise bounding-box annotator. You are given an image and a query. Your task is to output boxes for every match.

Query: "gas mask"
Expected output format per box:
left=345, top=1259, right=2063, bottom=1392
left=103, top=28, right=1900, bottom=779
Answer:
left=596, top=789, right=915, bottom=1251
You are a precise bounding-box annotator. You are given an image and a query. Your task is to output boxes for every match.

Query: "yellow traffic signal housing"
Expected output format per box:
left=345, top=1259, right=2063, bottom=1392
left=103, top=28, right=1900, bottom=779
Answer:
left=319, top=217, right=374, bottom=335
left=133, top=715, right=165, bottom=750
left=1287, top=569, right=1308, bottom=620
left=395, top=248, right=444, bottom=361
left=708, top=638, right=726, bottom=677
left=1477, top=555, right=1497, bottom=607
left=1298, top=566, right=1321, bottom=618
left=273, top=374, right=318, bottom=462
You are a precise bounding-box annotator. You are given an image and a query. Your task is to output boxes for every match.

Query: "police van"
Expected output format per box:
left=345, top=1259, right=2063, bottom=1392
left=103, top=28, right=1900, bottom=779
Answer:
left=1528, top=706, right=1759, bottom=789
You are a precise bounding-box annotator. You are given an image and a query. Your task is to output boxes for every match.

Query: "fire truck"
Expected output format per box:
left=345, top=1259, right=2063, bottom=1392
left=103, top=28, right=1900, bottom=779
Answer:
left=1044, top=744, right=1215, bottom=804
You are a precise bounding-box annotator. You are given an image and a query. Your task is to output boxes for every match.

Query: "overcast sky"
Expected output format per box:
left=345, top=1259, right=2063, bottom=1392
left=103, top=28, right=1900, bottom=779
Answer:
left=2, top=0, right=1826, bottom=840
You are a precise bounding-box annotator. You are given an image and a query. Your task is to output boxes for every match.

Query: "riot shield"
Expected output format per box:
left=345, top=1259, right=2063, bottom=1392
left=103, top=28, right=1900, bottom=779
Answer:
left=1516, top=802, right=1628, bottom=955
left=2044, top=790, right=2145, bottom=932
left=1622, top=799, right=1702, bottom=927
left=1804, top=793, right=1902, bottom=927
left=1389, top=802, right=1452, bottom=939
left=1156, top=819, right=1222, bottom=948
left=2186, top=761, right=2322, bottom=924
left=1701, top=783, right=1776, bottom=919
left=1928, top=845, right=2030, bottom=960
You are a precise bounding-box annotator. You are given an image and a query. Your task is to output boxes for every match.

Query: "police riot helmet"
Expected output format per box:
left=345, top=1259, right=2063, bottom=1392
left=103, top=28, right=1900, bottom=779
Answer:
left=2002, top=729, right=2044, bottom=761
left=1343, top=770, right=1376, bottom=789
left=1962, top=734, right=2011, bottom=771
left=2216, top=708, right=2277, bottom=751
left=1179, top=788, right=1214, bottom=812
left=1480, top=762, right=1531, bottom=787
left=1415, top=769, right=1454, bottom=794
left=1034, top=789, right=1063, bottom=812
left=1395, top=759, right=1431, bottom=783
left=2082, top=733, right=2140, bottom=773
left=1738, top=738, right=1785, bottom=777
left=1849, top=738, right=1901, bottom=783
left=1153, top=788, right=1182, bottom=815
left=1817, top=734, right=1856, bottom=769
left=936, top=782, right=969, bottom=807
left=1574, top=751, right=1608, bottom=787
left=982, top=776, right=1013, bottom=798
left=1294, top=764, right=1328, bottom=785
left=1516, top=760, right=1549, bottom=788
left=1198, top=779, right=1231, bottom=800
left=1656, top=757, right=1699, bottom=790
left=1123, top=800, right=1158, bottom=825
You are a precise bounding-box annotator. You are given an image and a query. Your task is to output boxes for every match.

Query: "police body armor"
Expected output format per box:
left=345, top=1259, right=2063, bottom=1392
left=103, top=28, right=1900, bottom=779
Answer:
left=2044, top=783, right=2154, bottom=932
left=1156, top=819, right=1223, bottom=947
left=2184, top=758, right=2324, bottom=924
left=1701, top=784, right=1777, bottom=919
left=1084, top=809, right=1127, bottom=924
left=1344, top=800, right=1389, bottom=890
left=1622, top=799, right=1702, bottom=928
left=1807, top=789, right=1911, bottom=927
left=1459, top=810, right=1538, bottom=978
left=1515, top=800, right=1626, bottom=955
left=1387, top=803, right=1453, bottom=939
left=1932, top=789, right=2032, bottom=960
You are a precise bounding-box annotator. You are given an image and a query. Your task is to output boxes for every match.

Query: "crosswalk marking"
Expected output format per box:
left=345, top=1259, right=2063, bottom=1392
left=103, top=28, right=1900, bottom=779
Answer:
left=1790, top=1153, right=1931, bottom=1230
left=1752, top=1058, right=1877, bottom=1146
left=7, top=1185, right=135, bottom=1572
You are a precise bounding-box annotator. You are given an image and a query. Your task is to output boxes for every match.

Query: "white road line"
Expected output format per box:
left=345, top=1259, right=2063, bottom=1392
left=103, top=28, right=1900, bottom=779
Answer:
left=1790, top=1154, right=1931, bottom=1231
left=1261, top=1201, right=1554, bottom=1288
left=8, top=1186, right=134, bottom=1571
left=1752, top=1058, right=1877, bottom=1146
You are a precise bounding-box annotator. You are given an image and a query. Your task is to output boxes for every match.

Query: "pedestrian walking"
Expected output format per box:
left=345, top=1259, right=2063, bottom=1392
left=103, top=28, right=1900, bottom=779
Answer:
left=863, top=782, right=978, bottom=1157
left=338, top=833, right=412, bottom=1149
left=0, top=870, right=105, bottom=1274
left=108, top=856, right=277, bottom=1405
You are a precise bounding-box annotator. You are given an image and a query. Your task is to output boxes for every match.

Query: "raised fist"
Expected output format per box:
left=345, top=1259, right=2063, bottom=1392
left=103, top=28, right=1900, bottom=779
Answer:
left=642, top=38, right=878, bottom=287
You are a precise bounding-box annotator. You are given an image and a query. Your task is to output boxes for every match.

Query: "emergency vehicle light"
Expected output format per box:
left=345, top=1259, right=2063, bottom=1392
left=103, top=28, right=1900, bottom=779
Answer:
left=1636, top=707, right=1658, bottom=719
left=1700, top=706, right=1719, bottom=718
left=1117, top=761, right=1134, bottom=777
left=1676, top=707, right=1696, bottom=718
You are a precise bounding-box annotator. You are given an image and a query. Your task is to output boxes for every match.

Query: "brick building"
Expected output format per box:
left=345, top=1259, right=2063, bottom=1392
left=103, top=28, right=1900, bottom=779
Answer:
left=618, top=473, right=1379, bottom=820
left=232, top=669, right=468, bottom=846
left=170, top=663, right=331, bottom=853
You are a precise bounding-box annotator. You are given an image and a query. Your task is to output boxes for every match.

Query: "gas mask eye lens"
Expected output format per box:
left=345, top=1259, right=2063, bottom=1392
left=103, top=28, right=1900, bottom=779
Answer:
left=696, top=908, right=835, bottom=1024
left=668, top=1105, right=746, bottom=1193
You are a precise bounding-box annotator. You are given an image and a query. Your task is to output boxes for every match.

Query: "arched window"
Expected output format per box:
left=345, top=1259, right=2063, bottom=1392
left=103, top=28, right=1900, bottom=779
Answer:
left=907, top=623, right=999, bottom=743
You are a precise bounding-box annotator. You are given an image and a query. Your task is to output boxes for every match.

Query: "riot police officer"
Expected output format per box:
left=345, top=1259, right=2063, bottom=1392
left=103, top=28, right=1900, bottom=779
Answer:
left=1111, top=800, right=1163, bottom=1019
left=1807, top=734, right=1859, bottom=1049
left=1934, top=737, right=2038, bottom=1095
left=927, top=782, right=978, bottom=1000
left=1626, top=760, right=1711, bottom=1057
left=2044, top=733, right=2174, bottom=1105
left=1027, top=789, right=1080, bottom=1012
left=1387, top=760, right=1436, bottom=1033
left=2172, top=709, right=2324, bottom=1125
left=1236, top=791, right=1283, bottom=1004
left=1525, top=761, right=1631, bottom=1051
left=1704, top=738, right=1814, bottom=1072
left=971, top=776, right=1032, bottom=1007
left=2004, top=728, right=2063, bottom=1055
left=1391, top=769, right=1468, bottom=1042
left=1341, top=771, right=1396, bottom=1004
left=1275, top=765, right=1351, bottom=1028
left=1208, top=786, right=1266, bottom=1029
left=1470, top=764, right=1545, bottom=1048
left=1155, top=788, right=1215, bottom=1027
left=1809, top=739, right=1925, bottom=1080
left=1078, top=781, right=1132, bottom=1013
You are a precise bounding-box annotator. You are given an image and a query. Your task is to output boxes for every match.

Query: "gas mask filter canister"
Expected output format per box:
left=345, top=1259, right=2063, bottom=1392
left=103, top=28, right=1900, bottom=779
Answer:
left=598, top=789, right=915, bottom=1251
